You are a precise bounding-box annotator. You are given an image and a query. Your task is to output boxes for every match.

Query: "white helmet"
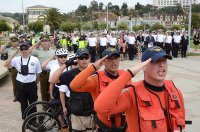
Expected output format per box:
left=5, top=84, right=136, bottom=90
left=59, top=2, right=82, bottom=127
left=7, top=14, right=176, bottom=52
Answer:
left=55, top=48, right=69, bottom=56
left=68, top=54, right=76, bottom=59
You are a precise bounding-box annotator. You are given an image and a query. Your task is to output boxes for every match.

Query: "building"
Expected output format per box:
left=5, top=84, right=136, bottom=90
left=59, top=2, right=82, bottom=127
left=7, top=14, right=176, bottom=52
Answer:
left=153, top=0, right=196, bottom=8
left=26, top=5, right=50, bottom=24
left=0, top=15, right=19, bottom=31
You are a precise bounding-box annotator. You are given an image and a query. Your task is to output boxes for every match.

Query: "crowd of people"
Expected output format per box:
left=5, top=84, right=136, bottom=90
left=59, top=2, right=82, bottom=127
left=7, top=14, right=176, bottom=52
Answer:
left=0, top=29, right=193, bottom=131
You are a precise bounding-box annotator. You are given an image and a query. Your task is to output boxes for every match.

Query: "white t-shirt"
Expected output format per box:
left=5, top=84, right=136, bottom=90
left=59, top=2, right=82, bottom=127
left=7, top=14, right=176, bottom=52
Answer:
left=127, top=36, right=136, bottom=44
left=87, top=37, right=97, bottom=47
left=109, top=37, right=117, bottom=46
left=72, top=36, right=78, bottom=45
left=173, top=35, right=182, bottom=43
left=57, top=84, right=70, bottom=97
left=156, top=34, right=165, bottom=43
left=99, top=37, right=108, bottom=46
left=165, top=36, right=172, bottom=44
left=45, top=59, right=67, bottom=81
left=11, top=56, right=42, bottom=83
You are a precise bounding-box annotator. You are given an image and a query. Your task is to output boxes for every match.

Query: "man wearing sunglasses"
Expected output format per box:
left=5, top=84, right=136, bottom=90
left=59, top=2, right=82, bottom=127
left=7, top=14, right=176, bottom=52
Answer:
left=50, top=48, right=95, bottom=131
left=4, top=43, right=42, bottom=118
left=70, top=48, right=131, bottom=131
left=31, top=35, right=56, bottom=103
left=0, top=36, right=20, bottom=102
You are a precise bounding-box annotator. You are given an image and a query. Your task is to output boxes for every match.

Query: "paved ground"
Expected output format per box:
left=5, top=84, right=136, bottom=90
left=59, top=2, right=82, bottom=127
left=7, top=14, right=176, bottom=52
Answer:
left=0, top=56, right=200, bottom=132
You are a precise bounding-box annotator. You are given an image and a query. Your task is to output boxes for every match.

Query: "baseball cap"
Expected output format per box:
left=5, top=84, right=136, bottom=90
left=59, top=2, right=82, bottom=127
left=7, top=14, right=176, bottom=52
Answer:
left=141, top=46, right=172, bottom=62
left=19, top=42, right=29, bottom=48
left=40, top=35, right=50, bottom=40
left=10, top=36, right=18, bottom=42
left=102, top=48, right=120, bottom=58
left=76, top=48, right=89, bottom=57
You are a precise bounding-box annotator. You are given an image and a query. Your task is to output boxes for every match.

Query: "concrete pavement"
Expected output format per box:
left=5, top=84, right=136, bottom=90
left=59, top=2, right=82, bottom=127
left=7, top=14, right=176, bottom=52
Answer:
left=0, top=56, right=200, bottom=132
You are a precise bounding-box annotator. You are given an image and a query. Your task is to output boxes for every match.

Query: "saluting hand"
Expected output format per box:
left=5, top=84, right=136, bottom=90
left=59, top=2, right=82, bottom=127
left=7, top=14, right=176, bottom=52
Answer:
left=93, top=55, right=108, bottom=71
left=131, top=58, right=151, bottom=76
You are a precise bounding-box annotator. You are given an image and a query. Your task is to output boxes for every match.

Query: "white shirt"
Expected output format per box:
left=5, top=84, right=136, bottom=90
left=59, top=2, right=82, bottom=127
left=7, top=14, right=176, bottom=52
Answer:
left=11, top=56, right=42, bottom=83
left=99, top=37, right=108, bottom=46
left=57, top=84, right=70, bottom=97
left=127, top=36, right=136, bottom=44
left=87, top=37, right=97, bottom=47
left=165, top=36, right=172, bottom=43
left=156, top=34, right=165, bottom=43
left=72, top=36, right=78, bottom=45
left=109, top=37, right=117, bottom=46
left=173, top=35, right=182, bottom=43
left=45, top=59, right=67, bottom=81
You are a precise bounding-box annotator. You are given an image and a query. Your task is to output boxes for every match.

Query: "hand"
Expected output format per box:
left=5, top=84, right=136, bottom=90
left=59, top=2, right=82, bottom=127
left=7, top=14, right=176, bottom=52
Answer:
left=65, top=57, right=77, bottom=67
left=130, top=58, right=151, bottom=76
left=63, top=107, right=68, bottom=116
left=93, top=55, right=108, bottom=71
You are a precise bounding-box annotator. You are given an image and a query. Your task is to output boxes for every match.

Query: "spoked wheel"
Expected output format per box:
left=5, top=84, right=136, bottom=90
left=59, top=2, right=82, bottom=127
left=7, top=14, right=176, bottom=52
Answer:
left=23, top=101, right=56, bottom=120
left=22, top=112, right=61, bottom=132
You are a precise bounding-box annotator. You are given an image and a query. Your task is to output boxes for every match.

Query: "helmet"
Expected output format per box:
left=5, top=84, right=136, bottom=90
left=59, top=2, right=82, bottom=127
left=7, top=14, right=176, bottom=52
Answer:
left=55, top=48, right=69, bottom=56
left=68, top=54, right=76, bottom=59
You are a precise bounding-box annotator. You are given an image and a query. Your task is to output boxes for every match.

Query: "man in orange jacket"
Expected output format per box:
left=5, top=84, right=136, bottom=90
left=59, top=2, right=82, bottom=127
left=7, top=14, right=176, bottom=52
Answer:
left=70, top=48, right=131, bottom=131
left=94, top=46, right=186, bottom=132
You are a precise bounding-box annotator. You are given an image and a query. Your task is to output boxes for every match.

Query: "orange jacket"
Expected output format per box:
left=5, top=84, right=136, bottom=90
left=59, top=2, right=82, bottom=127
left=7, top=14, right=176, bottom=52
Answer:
left=94, top=71, right=186, bottom=132
left=70, top=65, right=132, bottom=128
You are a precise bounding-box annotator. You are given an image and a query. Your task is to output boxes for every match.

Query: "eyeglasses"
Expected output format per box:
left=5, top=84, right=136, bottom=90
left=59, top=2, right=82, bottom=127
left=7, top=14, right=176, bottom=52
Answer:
left=78, top=55, right=89, bottom=60
left=20, top=47, right=28, bottom=51
left=58, top=55, right=67, bottom=58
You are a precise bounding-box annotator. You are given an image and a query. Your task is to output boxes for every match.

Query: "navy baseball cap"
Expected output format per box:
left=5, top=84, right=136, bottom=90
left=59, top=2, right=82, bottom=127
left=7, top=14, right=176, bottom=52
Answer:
left=102, top=48, right=120, bottom=58
left=76, top=48, right=89, bottom=57
left=141, top=46, right=172, bottom=62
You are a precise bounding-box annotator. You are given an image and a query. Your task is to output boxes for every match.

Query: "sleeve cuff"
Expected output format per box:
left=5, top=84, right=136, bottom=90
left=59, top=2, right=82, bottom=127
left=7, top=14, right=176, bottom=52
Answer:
left=127, top=69, right=134, bottom=78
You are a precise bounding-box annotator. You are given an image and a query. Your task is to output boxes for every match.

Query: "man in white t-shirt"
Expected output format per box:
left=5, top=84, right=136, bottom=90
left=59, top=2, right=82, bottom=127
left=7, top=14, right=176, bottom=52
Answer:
left=4, top=43, right=42, bottom=118
left=108, top=33, right=117, bottom=48
left=98, top=32, right=108, bottom=58
left=87, top=33, right=97, bottom=62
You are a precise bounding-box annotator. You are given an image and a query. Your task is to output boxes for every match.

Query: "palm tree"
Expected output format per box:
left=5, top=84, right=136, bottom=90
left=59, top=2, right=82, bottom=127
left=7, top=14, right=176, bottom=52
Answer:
left=44, top=8, right=62, bottom=34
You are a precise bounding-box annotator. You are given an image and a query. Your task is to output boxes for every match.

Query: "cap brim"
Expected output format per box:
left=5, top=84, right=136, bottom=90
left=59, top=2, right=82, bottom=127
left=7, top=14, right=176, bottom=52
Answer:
left=77, top=52, right=89, bottom=57
left=151, top=53, right=172, bottom=62
left=107, top=52, right=120, bottom=58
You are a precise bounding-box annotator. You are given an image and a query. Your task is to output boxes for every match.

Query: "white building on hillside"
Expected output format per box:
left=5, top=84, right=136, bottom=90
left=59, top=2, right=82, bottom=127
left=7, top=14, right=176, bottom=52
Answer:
left=26, top=5, right=50, bottom=24
left=153, top=0, right=196, bottom=8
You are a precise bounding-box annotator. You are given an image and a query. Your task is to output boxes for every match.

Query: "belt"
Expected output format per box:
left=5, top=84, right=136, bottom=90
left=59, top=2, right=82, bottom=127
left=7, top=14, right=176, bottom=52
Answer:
left=17, top=80, right=36, bottom=85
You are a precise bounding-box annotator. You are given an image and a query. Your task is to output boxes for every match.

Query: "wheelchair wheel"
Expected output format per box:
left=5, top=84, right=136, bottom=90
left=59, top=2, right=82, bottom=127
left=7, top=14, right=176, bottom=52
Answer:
left=22, top=111, right=61, bottom=132
left=23, top=101, right=55, bottom=120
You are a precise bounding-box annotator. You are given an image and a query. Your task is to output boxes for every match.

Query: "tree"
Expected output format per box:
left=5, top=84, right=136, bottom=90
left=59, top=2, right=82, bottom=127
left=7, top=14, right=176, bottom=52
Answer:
left=60, top=22, right=75, bottom=32
left=170, top=25, right=182, bottom=30
left=99, top=2, right=104, bottom=11
left=0, top=20, right=11, bottom=32
left=44, top=8, right=62, bottom=34
left=121, top=2, right=128, bottom=16
left=82, top=22, right=93, bottom=31
left=99, top=22, right=107, bottom=30
left=28, top=21, right=43, bottom=33
left=183, top=13, right=200, bottom=30
left=192, top=4, right=200, bottom=13
left=135, top=2, right=143, bottom=10
left=89, top=0, right=98, bottom=11
left=75, top=5, right=88, bottom=15
left=92, top=21, right=99, bottom=30
left=118, top=21, right=128, bottom=30
left=150, top=22, right=166, bottom=31
left=111, top=5, right=120, bottom=16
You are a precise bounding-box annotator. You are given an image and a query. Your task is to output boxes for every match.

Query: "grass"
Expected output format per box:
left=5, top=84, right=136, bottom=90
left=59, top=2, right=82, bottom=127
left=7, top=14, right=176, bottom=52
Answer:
left=190, top=40, right=200, bottom=49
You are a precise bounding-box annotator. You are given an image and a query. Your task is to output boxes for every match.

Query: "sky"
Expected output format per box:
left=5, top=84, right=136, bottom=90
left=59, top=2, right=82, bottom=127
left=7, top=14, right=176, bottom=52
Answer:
left=0, top=0, right=152, bottom=13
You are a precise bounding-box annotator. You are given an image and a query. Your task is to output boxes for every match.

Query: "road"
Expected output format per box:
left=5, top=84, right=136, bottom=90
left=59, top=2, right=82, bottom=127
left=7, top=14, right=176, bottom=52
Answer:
left=0, top=56, right=200, bottom=132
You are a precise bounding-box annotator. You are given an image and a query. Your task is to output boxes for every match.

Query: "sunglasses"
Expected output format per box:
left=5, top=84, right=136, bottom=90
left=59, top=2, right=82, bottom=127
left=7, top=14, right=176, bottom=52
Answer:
left=78, top=55, right=89, bottom=60
left=20, top=47, right=28, bottom=51
left=41, top=39, right=49, bottom=42
left=58, top=55, right=67, bottom=58
left=12, top=40, right=18, bottom=42
left=71, top=62, right=78, bottom=65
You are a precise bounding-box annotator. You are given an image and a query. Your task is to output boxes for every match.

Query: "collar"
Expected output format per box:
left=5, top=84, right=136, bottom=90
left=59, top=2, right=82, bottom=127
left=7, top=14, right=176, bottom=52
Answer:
left=143, top=80, right=165, bottom=92
left=104, top=69, right=119, bottom=79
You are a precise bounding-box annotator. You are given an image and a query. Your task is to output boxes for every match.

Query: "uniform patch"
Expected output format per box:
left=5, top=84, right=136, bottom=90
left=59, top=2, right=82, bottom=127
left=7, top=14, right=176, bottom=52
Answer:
left=31, top=62, right=35, bottom=66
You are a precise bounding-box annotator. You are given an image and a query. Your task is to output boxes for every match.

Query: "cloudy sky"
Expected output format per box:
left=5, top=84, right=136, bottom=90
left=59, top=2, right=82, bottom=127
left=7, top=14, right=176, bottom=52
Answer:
left=0, top=0, right=152, bottom=13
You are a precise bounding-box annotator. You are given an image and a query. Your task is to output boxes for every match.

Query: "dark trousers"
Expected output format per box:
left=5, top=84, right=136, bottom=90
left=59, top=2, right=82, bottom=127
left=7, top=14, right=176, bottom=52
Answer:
left=9, top=68, right=18, bottom=99
left=40, top=71, right=50, bottom=102
left=128, top=44, right=134, bottom=60
left=99, top=46, right=106, bottom=58
left=73, top=44, right=78, bottom=53
left=165, top=43, right=171, bottom=55
left=172, top=43, right=179, bottom=58
left=157, top=42, right=164, bottom=49
left=89, top=46, right=96, bottom=63
left=17, top=81, right=38, bottom=118
left=181, top=45, right=187, bottom=57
